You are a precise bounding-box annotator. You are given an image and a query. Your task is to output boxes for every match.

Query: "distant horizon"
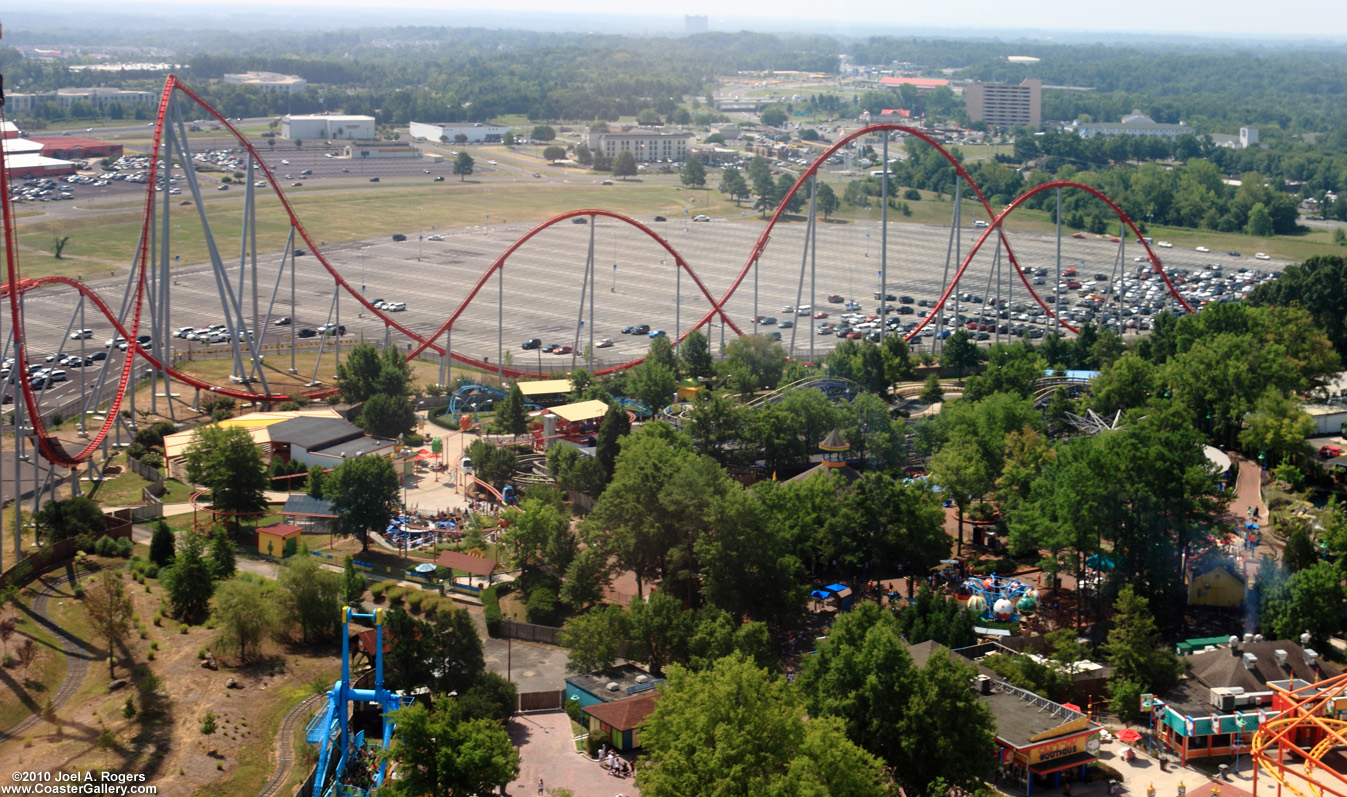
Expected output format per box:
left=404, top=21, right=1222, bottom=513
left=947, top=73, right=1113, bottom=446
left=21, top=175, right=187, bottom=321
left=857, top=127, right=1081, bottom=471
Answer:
left=5, top=1, right=1347, bottom=45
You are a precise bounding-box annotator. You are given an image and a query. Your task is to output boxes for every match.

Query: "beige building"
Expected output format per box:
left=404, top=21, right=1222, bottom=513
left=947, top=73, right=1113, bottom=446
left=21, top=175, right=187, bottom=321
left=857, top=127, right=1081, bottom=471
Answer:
left=965, top=78, right=1042, bottom=128
left=585, top=126, right=695, bottom=163
left=6, top=87, right=155, bottom=113
left=223, top=71, right=307, bottom=94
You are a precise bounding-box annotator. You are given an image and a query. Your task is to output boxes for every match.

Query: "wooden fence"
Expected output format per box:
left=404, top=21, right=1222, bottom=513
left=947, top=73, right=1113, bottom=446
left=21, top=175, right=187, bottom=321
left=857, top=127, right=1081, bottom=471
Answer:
left=0, top=511, right=134, bottom=591
left=517, top=690, right=564, bottom=713
left=501, top=619, right=562, bottom=646
left=126, top=456, right=165, bottom=484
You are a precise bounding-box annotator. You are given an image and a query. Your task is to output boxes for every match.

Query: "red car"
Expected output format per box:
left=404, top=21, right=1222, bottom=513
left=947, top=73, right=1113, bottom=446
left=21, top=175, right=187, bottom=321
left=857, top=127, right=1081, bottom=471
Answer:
left=1066, top=279, right=1082, bottom=289
left=1063, top=267, right=1077, bottom=277
left=1072, top=232, right=1086, bottom=239
left=827, top=294, right=844, bottom=303
left=554, top=345, right=573, bottom=355
left=814, top=311, right=829, bottom=319
left=1321, top=446, right=1343, bottom=459
left=1110, top=236, right=1121, bottom=242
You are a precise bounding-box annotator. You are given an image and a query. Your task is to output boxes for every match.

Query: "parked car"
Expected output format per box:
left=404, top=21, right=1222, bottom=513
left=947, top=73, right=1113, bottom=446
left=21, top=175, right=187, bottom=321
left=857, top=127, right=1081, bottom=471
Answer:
left=1255, top=253, right=1271, bottom=260
left=369, top=177, right=380, bottom=182
left=633, top=324, right=650, bottom=335
left=827, top=294, right=844, bottom=303
left=653, top=216, right=667, bottom=222
left=693, top=215, right=710, bottom=222
left=69, top=329, right=94, bottom=340
left=596, top=338, right=614, bottom=348
left=392, top=233, right=407, bottom=241
left=572, top=217, right=588, bottom=224
left=297, top=328, right=317, bottom=338
left=274, top=317, right=292, bottom=326
left=521, top=338, right=542, bottom=350
left=648, top=329, right=666, bottom=338
left=554, top=345, right=573, bottom=355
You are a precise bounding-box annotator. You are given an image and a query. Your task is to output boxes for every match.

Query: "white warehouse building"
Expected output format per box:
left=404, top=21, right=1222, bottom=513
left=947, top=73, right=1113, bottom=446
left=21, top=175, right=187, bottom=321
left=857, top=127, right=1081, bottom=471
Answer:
left=409, top=121, right=513, bottom=143
left=280, top=115, right=375, bottom=141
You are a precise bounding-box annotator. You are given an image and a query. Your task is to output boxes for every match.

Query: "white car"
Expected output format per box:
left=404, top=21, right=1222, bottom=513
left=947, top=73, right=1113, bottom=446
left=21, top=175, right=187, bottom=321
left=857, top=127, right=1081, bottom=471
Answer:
left=173, top=326, right=195, bottom=338
left=281, top=159, right=290, bottom=165
left=693, top=215, right=711, bottom=222
left=487, top=160, right=498, bottom=165
left=1196, top=246, right=1210, bottom=253
left=385, top=302, right=406, bottom=312
left=597, top=338, right=614, bottom=348
left=69, top=329, right=94, bottom=340
left=427, top=234, right=444, bottom=241
left=1156, top=241, right=1173, bottom=248
left=1255, top=252, right=1271, bottom=260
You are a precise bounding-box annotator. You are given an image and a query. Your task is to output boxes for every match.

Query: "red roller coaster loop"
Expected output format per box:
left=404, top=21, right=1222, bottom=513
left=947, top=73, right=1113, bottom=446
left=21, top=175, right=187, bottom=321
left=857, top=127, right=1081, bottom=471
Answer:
left=2, top=83, right=1196, bottom=470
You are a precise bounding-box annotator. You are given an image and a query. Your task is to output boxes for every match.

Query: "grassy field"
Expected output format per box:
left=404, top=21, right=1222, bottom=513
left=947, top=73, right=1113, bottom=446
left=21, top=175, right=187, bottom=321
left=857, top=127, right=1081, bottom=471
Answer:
left=13, top=182, right=734, bottom=280
left=12, top=176, right=1342, bottom=286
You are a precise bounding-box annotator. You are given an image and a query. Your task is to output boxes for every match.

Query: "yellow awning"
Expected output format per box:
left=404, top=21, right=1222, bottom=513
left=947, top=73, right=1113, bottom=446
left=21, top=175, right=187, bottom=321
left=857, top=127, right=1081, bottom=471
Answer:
left=516, top=379, right=573, bottom=397
left=549, top=400, right=610, bottom=423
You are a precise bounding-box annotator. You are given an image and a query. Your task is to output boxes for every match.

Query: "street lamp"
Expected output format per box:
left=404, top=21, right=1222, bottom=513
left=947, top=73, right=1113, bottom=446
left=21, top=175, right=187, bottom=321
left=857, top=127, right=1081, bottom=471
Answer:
left=418, top=205, right=423, bottom=261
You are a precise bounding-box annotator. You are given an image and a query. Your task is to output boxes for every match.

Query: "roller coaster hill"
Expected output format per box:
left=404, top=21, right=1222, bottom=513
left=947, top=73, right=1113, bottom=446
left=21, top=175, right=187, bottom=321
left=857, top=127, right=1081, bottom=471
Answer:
left=1, top=74, right=1201, bottom=575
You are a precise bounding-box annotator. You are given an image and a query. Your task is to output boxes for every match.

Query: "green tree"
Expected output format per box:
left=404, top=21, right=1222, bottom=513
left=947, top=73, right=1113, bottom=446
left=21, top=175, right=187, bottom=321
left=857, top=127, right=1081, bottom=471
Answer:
left=636, top=653, right=887, bottom=797
left=594, top=402, right=631, bottom=481
left=326, top=455, right=401, bottom=551
left=453, top=151, right=474, bottom=181
left=718, top=166, right=748, bottom=205
left=627, top=359, right=677, bottom=416
left=1283, top=528, right=1318, bottom=573
left=208, top=526, right=236, bottom=580
left=84, top=571, right=134, bottom=678
left=307, top=465, right=327, bottom=499
left=1262, top=562, right=1345, bottom=648
left=359, top=393, right=417, bottom=439
left=939, top=328, right=981, bottom=377
left=928, top=433, right=992, bottom=555
left=162, top=531, right=215, bottom=623
left=816, top=181, right=839, bottom=220
left=212, top=578, right=277, bottom=662
left=148, top=521, right=176, bottom=567
left=280, top=549, right=342, bottom=643
left=542, top=145, right=566, bottom=162
left=760, top=106, right=788, bottom=128
left=183, top=426, right=268, bottom=532
left=612, top=150, right=637, bottom=180
left=381, top=695, right=520, bottom=797
left=721, top=334, right=787, bottom=393
left=1239, top=388, right=1314, bottom=468
left=33, top=495, right=105, bottom=544
left=465, top=439, right=518, bottom=487
left=680, top=156, right=707, bottom=188
left=1246, top=202, right=1274, bottom=236
left=559, top=605, right=630, bottom=673
left=627, top=591, right=692, bottom=676
left=336, top=344, right=411, bottom=404
left=1103, top=585, right=1181, bottom=719
left=489, top=383, right=529, bottom=439
left=341, top=555, right=368, bottom=606
left=530, top=124, right=556, bottom=142
left=680, top=327, right=714, bottom=380
left=919, top=373, right=944, bottom=404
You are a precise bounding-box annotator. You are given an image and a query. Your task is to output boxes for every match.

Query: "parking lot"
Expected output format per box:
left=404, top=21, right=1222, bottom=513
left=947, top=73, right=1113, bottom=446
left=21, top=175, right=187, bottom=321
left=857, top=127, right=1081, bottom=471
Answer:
left=6, top=215, right=1288, bottom=412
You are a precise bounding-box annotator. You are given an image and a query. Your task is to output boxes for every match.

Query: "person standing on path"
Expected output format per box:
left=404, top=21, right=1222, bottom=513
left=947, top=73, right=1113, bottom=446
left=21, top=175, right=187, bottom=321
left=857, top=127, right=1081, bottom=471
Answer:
left=537, top=777, right=545, bottom=795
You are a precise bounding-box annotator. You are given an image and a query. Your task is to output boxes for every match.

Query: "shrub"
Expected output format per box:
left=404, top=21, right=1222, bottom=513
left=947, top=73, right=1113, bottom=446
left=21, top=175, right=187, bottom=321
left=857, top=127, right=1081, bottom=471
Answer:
left=197, top=647, right=207, bottom=659
left=94, top=536, right=118, bottom=557
left=420, top=595, right=440, bottom=619
left=565, top=695, right=584, bottom=726
left=369, top=581, right=389, bottom=601
left=526, top=586, right=559, bottom=626
left=404, top=591, right=425, bottom=613
left=482, top=585, right=502, bottom=636
left=178, top=623, right=189, bottom=635
left=386, top=587, right=406, bottom=607
left=1, top=653, right=15, bottom=668
left=201, top=712, right=216, bottom=735
left=72, top=584, right=84, bottom=599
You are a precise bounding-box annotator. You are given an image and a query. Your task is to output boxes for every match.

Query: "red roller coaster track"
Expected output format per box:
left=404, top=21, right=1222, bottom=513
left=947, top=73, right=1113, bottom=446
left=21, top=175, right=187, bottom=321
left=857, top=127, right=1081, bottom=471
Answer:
left=1, top=78, right=1192, bottom=468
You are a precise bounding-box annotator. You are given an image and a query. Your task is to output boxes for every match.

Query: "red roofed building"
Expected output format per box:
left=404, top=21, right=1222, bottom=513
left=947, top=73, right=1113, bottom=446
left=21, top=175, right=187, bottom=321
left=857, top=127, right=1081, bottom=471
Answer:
left=582, top=692, right=659, bottom=752
left=880, top=108, right=913, bottom=119
left=29, top=137, right=124, bottom=160
left=879, top=76, right=949, bottom=91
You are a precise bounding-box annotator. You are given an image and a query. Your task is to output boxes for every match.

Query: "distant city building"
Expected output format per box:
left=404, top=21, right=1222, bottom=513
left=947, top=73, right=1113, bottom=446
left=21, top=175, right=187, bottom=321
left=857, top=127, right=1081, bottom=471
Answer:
left=710, top=124, right=741, bottom=140
left=1240, top=127, right=1260, bottom=149
left=69, top=62, right=178, bottom=73
left=1, top=136, right=75, bottom=178
left=685, top=15, right=708, bottom=33
left=28, top=136, right=124, bottom=160
left=1073, top=111, right=1189, bottom=139
left=585, top=126, right=695, bottom=162
left=281, top=114, right=375, bottom=140
left=965, top=78, right=1042, bottom=128
left=223, top=71, right=308, bottom=94
left=878, top=76, right=950, bottom=92
left=408, top=121, right=513, bottom=144
left=5, top=87, right=155, bottom=113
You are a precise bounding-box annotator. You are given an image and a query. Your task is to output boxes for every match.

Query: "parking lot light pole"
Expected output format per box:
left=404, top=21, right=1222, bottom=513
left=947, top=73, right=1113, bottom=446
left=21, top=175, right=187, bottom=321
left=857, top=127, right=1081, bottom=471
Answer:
left=418, top=206, right=423, bottom=261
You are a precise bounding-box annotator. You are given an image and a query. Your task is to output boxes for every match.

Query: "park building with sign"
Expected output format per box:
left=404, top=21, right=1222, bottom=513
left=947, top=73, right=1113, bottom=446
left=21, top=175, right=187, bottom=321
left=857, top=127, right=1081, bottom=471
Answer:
left=1155, top=636, right=1335, bottom=764
left=908, top=641, right=1102, bottom=794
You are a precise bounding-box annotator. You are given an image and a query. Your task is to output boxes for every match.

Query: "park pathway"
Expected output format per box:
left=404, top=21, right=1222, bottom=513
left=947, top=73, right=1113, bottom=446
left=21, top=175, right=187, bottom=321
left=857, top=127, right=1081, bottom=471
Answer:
left=0, top=573, right=95, bottom=742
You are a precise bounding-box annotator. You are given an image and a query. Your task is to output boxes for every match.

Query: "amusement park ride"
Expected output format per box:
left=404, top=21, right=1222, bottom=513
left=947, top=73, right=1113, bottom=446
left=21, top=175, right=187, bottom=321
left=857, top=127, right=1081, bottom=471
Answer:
left=0, top=72, right=1196, bottom=570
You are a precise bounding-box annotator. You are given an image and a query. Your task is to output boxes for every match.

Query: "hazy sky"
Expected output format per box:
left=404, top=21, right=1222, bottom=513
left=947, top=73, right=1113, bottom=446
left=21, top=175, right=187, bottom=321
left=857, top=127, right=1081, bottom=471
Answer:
left=135, top=0, right=1345, bottom=39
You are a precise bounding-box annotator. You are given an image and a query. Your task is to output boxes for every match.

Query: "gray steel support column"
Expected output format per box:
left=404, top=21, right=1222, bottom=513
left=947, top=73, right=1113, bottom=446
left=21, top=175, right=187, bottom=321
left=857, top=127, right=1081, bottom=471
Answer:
left=808, top=176, right=818, bottom=361
left=289, top=226, right=297, bottom=373
left=880, top=136, right=889, bottom=344
left=574, top=221, right=594, bottom=373
left=954, top=182, right=961, bottom=338
left=589, top=225, right=596, bottom=370
left=497, top=262, right=503, bottom=387
left=1055, top=188, right=1063, bottom=336
left=787, top=209, right=811, bottom=359
left=308, top=287, right=339, bottom=386
left=78, top=298, right=89, bottom=436
left=335, top=288, right=340, bottom=370
left=936, top=183, right=960, bottom=356
left=1004, top=229, right=1011, bottom=345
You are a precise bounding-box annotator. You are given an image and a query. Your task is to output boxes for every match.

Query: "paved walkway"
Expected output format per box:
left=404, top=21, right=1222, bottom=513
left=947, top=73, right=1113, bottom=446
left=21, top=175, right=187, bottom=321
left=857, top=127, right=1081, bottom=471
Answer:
left=505, top=711, right=639, bottom=797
